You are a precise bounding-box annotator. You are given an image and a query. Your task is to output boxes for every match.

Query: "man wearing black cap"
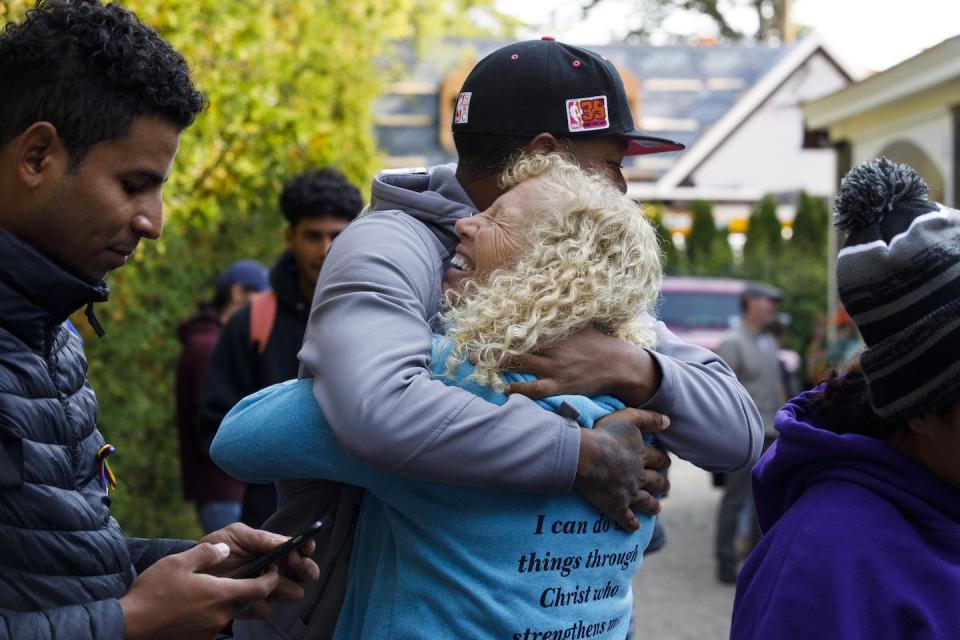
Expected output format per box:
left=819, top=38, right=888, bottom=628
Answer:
left=714, top=283, right=787, bottom=583
left=292, top=39, right=762, bottom=612
left=446, top=37, right=681, bottom=213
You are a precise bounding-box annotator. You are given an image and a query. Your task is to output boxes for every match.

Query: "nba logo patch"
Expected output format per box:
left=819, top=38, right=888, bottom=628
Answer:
left=454, top=92, right=472, bottom=124
left=566, top=95, right=610, bottom=132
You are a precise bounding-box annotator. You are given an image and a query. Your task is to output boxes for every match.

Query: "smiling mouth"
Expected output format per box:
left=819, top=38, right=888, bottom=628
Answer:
left=450, top=253, right=474, bottom=272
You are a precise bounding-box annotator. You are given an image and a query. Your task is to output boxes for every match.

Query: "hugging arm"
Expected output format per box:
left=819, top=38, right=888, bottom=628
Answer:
left=641, top=323, right=763, bottom=471
left=211, top=380, right=390, bottom=493
left=507, top=322, right=764, bottom=472
left=297, top=212, right=582, bottom=494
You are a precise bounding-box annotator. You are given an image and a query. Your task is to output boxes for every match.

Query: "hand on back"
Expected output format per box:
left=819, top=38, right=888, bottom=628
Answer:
left=575, top=408, right=671, bottom=531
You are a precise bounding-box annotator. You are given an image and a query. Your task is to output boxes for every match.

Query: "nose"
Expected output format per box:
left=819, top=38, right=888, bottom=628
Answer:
left=131, top=195, right=163, bottom=240
left=613, top=168, right=627, bottom=194
left=320, top=236, right=333, bottom=258
left=454, top=214, right=477, bottom=239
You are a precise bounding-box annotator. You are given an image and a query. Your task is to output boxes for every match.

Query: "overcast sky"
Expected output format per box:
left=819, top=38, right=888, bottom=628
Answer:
left=494, top=0, right=960, bottom=73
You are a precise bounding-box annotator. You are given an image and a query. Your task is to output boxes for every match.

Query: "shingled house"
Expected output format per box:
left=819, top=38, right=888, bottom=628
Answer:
left=374, top=34, right=855, bottom=236
left=803, top=35, right=960, bottom=208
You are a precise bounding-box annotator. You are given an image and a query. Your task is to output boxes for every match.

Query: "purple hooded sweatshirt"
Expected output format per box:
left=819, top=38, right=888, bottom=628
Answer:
left=731, top=389, right=960, bottom=639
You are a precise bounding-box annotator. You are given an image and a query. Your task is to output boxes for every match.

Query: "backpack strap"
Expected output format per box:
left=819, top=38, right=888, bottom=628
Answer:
left=232, top=480, right=363, bottom=640
left=248, top=291, right=278, bottom=355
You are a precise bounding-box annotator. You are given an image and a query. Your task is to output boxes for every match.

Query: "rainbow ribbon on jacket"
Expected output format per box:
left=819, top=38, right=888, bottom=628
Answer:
left=97, top=444, right=117, bottom=494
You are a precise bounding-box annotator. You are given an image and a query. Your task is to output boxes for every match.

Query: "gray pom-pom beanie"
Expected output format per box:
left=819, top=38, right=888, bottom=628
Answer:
left=835, top=157, right=960, bottom=419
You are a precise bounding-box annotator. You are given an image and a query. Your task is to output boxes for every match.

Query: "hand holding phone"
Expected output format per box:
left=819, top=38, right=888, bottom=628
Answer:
left=231, top=519, right=327, bottom=579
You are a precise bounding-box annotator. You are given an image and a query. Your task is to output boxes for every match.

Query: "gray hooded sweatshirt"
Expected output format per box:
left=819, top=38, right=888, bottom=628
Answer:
left=298, top=164, right=763, bottom=494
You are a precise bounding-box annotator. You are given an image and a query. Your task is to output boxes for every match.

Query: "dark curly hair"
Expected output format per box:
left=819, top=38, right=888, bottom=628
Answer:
left=279, top=168, right=363, bottom=226
left=805, top=365, right=902, bottom=440
left=805, top=362, right=955, bottom=440
left=0, top=0, right=204, bottom=166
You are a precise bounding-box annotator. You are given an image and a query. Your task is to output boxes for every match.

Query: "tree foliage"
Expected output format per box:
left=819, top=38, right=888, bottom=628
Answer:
left=581, top=0, right=795, bottom=43
left=742, top=195, right=782, bottom=279
left=683, top=199, right=732, bottom=276
left=1, top=0, right=508, bottom=538
left=646, top=203, right=679, bottom=274
left=739, top=194, right=826, bottom=354
left=791, top=190, right=829, bottom=256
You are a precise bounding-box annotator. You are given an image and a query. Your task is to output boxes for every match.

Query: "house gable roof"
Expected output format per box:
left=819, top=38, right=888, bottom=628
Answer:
left=656, top=33, right=857, bottom=189
left=803, top=35, right=960, bottom=131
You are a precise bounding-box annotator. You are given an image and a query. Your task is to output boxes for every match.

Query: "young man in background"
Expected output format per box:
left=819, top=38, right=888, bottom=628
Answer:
left=201, top=168, right=363, bottom=527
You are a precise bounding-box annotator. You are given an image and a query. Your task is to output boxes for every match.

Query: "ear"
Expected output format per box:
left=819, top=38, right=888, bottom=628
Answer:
left=525, top=133, right=563, bottom=155
left=13, top=122, right=67, bottom=189
left=906, top=413, right=940, bottom=440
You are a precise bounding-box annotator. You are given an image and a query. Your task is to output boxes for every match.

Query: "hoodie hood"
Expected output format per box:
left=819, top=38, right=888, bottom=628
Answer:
left=368, top=164, right=477, bottom=258
left=755, top=388, right=960, bottom=535
left=177, top=312, right=220, bottom=345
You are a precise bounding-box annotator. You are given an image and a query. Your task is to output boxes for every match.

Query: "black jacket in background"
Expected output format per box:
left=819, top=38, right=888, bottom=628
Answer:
left=201, top=251, right=310, bottom=527
left=0, top=228, right=192, bottom=639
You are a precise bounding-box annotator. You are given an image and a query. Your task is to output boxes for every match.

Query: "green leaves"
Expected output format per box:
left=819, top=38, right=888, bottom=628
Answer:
left=686, top=199, right=732, bottom=275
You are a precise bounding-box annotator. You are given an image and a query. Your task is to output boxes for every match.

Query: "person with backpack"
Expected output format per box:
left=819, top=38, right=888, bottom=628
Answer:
left=176, top=260, right=270, bottom=533
left=200, top=168, right=363, bottom=528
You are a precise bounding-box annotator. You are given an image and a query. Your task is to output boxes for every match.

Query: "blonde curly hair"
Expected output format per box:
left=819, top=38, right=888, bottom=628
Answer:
left=442, top=152, right=663, bottom=390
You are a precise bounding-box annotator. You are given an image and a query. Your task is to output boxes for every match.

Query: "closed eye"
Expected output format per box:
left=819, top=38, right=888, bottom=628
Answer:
left=121, top=170, right=165, bottom=195
left=122, top=179, right=149, bottom=194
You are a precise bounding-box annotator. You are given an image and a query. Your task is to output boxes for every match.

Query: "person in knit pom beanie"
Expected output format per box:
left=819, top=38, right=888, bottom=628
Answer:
left=730, top=157, right=960, bottom=640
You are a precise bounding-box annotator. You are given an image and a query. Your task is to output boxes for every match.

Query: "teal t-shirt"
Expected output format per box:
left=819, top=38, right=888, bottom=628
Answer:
left=213, top=336, right=655, bottom=639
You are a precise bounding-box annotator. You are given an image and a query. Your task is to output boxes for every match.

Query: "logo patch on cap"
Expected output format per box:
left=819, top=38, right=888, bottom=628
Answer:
left=454, top=92, right=472, bottom=125
left=566, top=95, right=609, bottom=133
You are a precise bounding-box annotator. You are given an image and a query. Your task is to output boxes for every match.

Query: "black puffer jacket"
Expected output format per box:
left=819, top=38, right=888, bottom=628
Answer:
left=0, top=229, right=191, bottom=639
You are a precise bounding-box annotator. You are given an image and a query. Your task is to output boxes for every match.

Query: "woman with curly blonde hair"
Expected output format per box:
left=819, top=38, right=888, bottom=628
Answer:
left=212, top=153, right=666, bottom=639
left=443, top=152, right=662, bottom=390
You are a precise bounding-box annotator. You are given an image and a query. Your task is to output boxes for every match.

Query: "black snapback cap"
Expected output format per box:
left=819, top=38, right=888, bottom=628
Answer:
left=452, top=37, right=685, bottom=157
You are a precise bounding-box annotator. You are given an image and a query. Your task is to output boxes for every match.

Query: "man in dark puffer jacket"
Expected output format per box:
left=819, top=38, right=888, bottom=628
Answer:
left=0, top=2, right=318, bottom=639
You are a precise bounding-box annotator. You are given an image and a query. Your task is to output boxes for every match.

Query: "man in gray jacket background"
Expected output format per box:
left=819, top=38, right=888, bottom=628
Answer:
left=299, top=39, right=763, bottom=528
left=714, top=284, right=787, bottom=584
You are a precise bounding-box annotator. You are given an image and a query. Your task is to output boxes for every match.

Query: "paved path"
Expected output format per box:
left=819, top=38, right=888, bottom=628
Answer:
left=632, top=456, right=736, bottom=640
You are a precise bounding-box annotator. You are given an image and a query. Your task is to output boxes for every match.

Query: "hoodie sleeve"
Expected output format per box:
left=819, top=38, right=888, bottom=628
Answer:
left=298, top=212, right=581, bottom=494
left=211, top=381, right=396, bottom=495
left=640, top=323, right=763, bottom=472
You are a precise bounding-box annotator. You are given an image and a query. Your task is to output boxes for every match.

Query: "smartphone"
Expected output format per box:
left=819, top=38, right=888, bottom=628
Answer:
left=230, top=518, right=327, bottom=579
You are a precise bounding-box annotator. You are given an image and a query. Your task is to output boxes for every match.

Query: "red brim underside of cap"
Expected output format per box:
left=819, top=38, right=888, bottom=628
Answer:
left=624, top=135, right=686, bottom=157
